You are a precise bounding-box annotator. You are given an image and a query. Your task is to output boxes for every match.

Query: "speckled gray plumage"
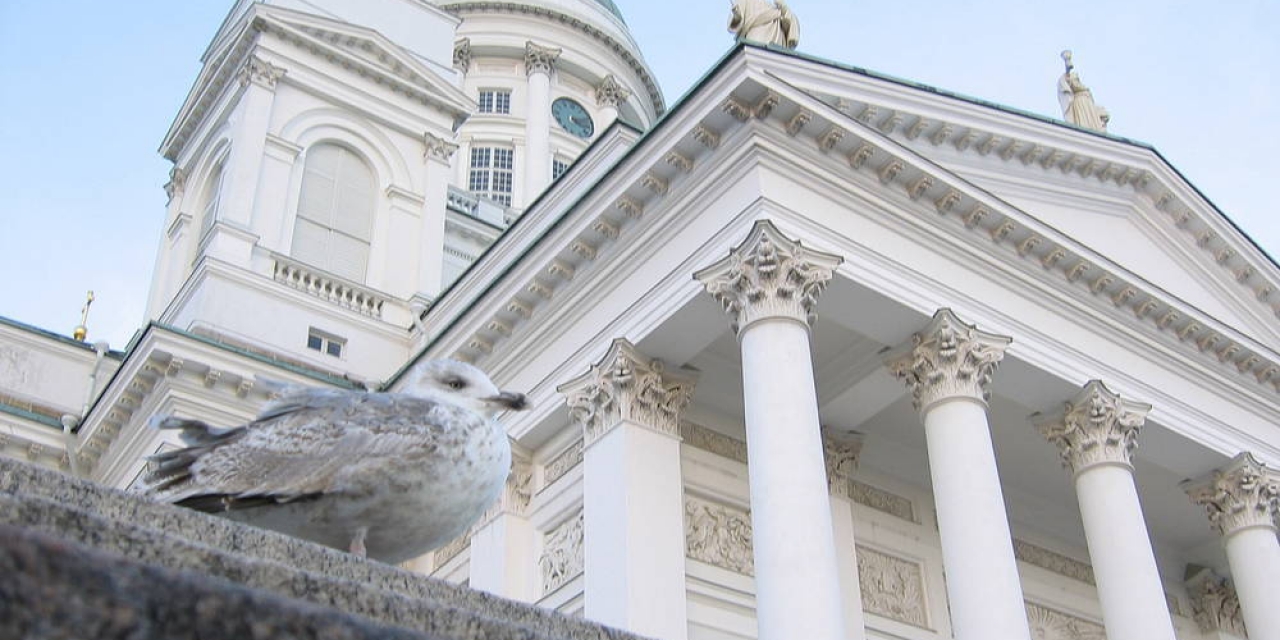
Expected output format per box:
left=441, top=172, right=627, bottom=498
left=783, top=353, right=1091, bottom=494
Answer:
left=139, top=360, right=524, bottom=563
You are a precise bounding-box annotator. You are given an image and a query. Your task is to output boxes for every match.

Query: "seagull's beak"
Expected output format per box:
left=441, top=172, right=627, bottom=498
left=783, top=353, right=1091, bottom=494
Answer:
left=488, top=391, right=529, bottom=411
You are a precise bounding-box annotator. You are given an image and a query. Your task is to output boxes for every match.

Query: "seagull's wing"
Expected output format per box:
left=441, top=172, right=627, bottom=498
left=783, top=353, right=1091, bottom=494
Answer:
left=144, top=392, right=483, bottom=512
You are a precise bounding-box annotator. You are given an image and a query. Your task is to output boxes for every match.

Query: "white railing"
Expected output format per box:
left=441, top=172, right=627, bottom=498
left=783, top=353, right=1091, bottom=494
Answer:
left=272, top=256, right=388, bottom=319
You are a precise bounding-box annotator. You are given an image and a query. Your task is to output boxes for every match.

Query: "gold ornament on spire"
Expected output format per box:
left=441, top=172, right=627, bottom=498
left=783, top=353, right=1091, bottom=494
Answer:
left=72, top=291, right=95, bottom=341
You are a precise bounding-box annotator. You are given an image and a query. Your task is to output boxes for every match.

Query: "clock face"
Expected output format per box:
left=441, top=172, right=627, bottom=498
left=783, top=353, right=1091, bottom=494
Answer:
left=552, top=98, right=594, bottom=138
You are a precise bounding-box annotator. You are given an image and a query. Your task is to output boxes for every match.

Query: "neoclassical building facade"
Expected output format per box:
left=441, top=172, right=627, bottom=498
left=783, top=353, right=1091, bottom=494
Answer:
left=1, top=2, right=1278, bottom=640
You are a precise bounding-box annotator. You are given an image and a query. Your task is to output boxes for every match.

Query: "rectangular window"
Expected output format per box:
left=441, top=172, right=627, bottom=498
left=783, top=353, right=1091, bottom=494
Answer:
left=477, top=89, right=511, bottom=114
left=306, top=328, right=345, bottom=358
left=552, top=157, right=569, bottom=181
left=468, top=146, right=514, bottom=207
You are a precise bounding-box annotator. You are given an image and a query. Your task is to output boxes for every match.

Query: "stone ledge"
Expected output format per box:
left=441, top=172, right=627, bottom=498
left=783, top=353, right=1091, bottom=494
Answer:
left=0, top=457, right=645, bottom=640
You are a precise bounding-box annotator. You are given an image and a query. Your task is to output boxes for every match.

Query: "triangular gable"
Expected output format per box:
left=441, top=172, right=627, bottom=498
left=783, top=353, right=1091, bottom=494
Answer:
left=741, top=47, right=1279, bottom=346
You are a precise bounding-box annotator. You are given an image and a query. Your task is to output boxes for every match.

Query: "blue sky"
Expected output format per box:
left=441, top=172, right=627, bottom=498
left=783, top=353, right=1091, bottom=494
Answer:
left=1, top=0, right=1276, bottom=347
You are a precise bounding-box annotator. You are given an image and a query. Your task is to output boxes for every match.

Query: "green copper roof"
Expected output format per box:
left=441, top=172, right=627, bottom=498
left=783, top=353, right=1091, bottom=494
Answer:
left=594, top=0, right=625, bottom=22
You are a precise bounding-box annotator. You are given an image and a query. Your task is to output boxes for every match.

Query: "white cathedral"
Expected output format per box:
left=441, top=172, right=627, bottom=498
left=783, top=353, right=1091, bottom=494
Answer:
left=1, top=1, right=1278, bottom=640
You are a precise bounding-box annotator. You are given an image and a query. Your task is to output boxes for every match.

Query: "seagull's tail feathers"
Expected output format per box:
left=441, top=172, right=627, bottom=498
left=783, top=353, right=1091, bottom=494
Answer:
left=137, top=415, right=246, bottom=498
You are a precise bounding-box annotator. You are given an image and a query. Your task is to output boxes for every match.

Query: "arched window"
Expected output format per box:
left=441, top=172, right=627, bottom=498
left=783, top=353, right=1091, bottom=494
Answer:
left=291, top=143, right=375, bottom=282
left=200, top=160, right=226, bottom=235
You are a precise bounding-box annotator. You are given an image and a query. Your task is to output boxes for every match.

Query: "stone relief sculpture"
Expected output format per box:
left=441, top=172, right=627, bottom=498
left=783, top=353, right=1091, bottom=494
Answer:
left=1057, top=50, right=1109, bottom=132
left=539, top=513, right=584, bottom=593
left=684, top=496, right=755, bottom=575
left=1025, top=602, right=1107, bottom=640
left=728, top=0, right=800, bottom=49
left=856, top=546, right=928, bottom=627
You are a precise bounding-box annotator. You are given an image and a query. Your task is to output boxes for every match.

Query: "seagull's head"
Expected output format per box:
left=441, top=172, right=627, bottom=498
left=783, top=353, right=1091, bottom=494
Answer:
left=405, top=359, right=529, bottom=418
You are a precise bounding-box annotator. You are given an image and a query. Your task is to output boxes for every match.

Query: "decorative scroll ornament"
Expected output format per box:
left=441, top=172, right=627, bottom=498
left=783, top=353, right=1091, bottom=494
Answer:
left=237, top=54, right=285, bottom=89
left=1032, top=380, right=1150, bottom=475
left=1182, top=452, right=1280, bottom=536
left=1184, top=566, right=1248, bottom=637
left=822, top=426, right=863, bottom=498
left=685, top=496, right=754, bottom=575
left=423, top=132, right=459, bottom=163
left=594, top=74, right=631, bottom=108
left=1025, top=602, right=1107, bottom=640
left=524, top=41, right=562, bottom=76
left=884, top=308, right=1011, bottom=413
left=452, top=38, right=471, bottom=72
left=557, top=338, right=697, bottom=445
left=694, top=220, right=842, bottom=334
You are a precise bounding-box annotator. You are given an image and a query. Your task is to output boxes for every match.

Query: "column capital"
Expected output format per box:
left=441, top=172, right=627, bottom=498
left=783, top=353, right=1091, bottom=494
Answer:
left=883, top=308, right=1011, bottom=413
left=558, top=338, right=698, bottom=445
left=1032, top=380, right=1150, bottom=475
left=595, top=74, right=631, bottom=108
left=1184, top=566, right=1248, bottom=637
left=694, top=220, right=842, bottom=334
left=423, top=132, right=459, bottom=164
left=480, top=453, right=533, bottom=525
left=524, top=41, right=562, bottom=76
left=822, top=426, right=864, bottom=499
left=164, top=166, right=186, bottom=204
left=453, top=37, right=472, bottom=72
left=237, top=54, right=285, bottom=89
left=1183, top=452, right=1280, bottom=537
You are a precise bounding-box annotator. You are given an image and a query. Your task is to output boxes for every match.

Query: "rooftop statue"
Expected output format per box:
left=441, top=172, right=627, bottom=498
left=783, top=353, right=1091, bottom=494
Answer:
left=1058, top=50, right=1109, bottom=132
left=729, top=0, right=799, bottom=49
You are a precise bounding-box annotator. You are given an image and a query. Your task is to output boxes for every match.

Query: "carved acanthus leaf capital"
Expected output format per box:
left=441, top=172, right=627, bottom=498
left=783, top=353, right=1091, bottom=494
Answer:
left=595, top=74, right=631, bottom=108
left=1032, top=380, right=1149, bottom=475
left=884, top=308, right=1010, bottom=413
left=524, top=41, right=562, bottom=76
left=1183, top=452, right=1280, bottom=537
left=557, top=338, right=698, bottom=445
left=423, top=132, right=459, bottom=163
left=1184, top=566, right=1248, bottom=637
left=237, top=54, right=286, bottom=89
left=482, top=453, right=532, bottom=523
left=694, top=220, right=842, bottom=334
left=822, top=426, right=864, bottom=498
left=453, top=38, right=472, bottom=72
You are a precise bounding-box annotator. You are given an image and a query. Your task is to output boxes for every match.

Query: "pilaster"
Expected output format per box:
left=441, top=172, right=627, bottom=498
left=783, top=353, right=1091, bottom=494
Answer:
left=469, top=453, right=536, bottom=601
left=823, top=426, right=868, bottom=640
left=417, top=132, right=457, bottom=297
left=1185, top=566, right=1249, bottom=639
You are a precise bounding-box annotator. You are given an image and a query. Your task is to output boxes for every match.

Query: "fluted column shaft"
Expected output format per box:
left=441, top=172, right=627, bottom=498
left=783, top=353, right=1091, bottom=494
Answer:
left=560, top=339, right=696, bottom=640
left=885, top=309, right=1030, bottom=640
left=1035, top=380, right=1175, bottom=640
left=696, top=220, right=845, bottom=640
left=1185, top=452, right=1280, bottom=640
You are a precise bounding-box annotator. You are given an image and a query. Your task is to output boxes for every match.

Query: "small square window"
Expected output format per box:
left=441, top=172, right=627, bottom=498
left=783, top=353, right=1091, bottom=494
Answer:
left=306, top=329, right=346, bottom=358
left=478, top=90, right=512, bottom=115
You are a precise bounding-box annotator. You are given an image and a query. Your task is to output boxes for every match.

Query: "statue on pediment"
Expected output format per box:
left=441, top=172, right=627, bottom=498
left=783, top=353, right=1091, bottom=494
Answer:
left=729, top=0, right=800, bottom=49
left=1058, top=50, right=1109, bottom=132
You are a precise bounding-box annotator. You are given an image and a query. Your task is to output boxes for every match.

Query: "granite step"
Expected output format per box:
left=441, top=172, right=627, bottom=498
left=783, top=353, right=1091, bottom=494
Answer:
left=0, top=457, right=639, bottom=640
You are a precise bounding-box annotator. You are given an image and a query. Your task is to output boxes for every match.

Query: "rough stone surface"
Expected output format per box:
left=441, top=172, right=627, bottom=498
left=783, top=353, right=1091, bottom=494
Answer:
left=0, top=457, right=645, bottom=640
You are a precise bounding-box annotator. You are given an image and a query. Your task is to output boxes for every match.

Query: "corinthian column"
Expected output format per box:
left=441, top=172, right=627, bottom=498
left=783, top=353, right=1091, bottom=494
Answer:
left=1183, top=452, right=1280, bottom=640
left=559, top=338, right=697, bottom=640
left=884, top=309, right=1030, bottom=640
left=524, top=42, right=560, bottom=202
left=594, top=74, right=631, bottom=130
left=695, top=220, right=845, bottom=640
left=1033, top=381, right=1177, bottom=640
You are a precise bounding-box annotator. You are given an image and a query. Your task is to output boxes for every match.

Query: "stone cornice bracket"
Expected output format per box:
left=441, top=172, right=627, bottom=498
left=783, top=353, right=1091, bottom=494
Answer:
left=237, top=54, right=286, bottom=89
left=1184, top=565, right=1248, bottom=637
left=595, top=74, right=631, bottom=108
left=883, top=308, right=1011, bottom=413
left=423, top=132, right=459, bottom=163
left=524, top=41, right=562, bottom=76
left=822, top=426, right=865, bottom=498
left=453, top=37, right=471, bottom=72
left=1031, top=380, right=1150, bottom=475
left=557, top=338, right=698, bottom=446
left=1182, top=452, right=1280, bottom=537
left=693, top=220, right=842, bottom=335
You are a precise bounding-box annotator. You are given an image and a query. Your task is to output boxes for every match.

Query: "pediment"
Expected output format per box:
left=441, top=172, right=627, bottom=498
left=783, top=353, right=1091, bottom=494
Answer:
left=737, top=47, right=1278, bottom=346
left=261, top=7, right=473, bottom=116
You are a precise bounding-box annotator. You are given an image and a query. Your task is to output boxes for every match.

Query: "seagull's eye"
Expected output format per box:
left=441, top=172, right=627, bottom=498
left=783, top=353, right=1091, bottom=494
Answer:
left=445, top=378, right=466, bottom=390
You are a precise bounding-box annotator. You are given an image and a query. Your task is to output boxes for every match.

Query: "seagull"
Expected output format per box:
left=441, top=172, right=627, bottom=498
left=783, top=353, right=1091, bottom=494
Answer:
left=138, top=359, right=528, bottom=563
